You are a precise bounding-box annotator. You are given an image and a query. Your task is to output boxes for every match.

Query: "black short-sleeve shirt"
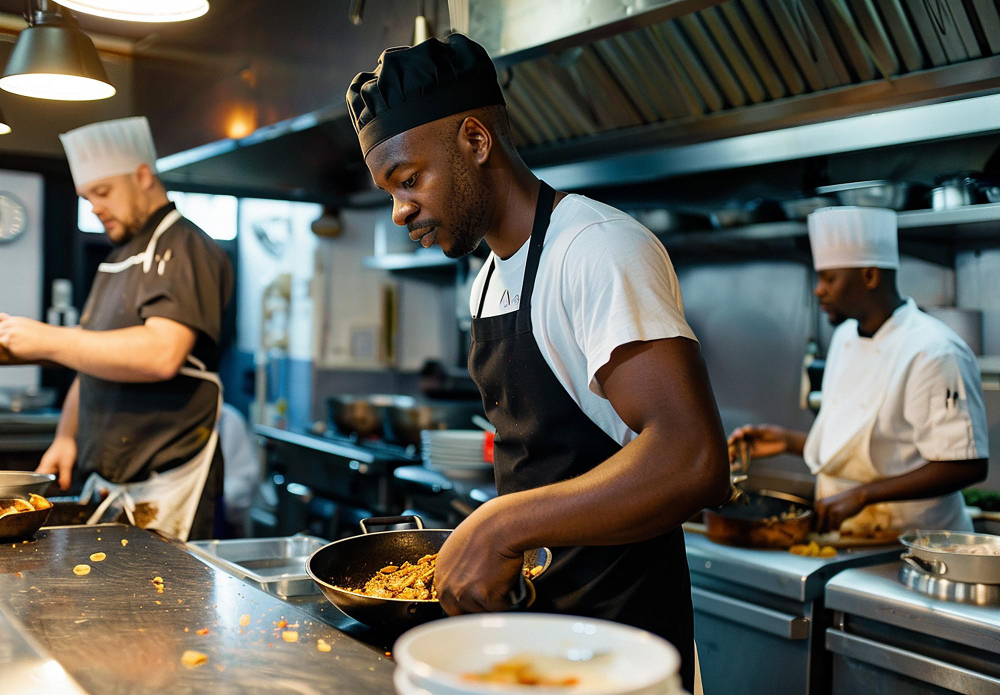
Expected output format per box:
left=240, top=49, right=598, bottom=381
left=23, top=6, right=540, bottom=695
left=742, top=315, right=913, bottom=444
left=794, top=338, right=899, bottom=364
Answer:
left=77, top=203, right=234, bottom=484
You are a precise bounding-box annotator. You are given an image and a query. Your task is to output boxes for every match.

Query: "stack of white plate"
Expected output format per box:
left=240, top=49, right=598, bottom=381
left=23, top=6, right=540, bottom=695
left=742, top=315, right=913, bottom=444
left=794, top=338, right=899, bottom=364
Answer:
left=420, top=430, right=493, bottom=480
left=392, top=613, right=685, bottom=695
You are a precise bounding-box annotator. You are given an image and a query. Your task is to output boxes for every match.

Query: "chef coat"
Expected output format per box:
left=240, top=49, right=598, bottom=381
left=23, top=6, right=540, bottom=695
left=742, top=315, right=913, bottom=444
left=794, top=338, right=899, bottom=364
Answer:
left=804, top=298, right=989, bottom=529
left=76, top=202, right=233, bottom=485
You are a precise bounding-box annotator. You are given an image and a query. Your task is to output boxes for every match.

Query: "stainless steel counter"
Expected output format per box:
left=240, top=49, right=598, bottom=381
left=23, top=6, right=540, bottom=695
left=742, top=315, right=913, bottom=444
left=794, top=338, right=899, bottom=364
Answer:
left=0, top=524, right=395, bottom=694
left=826, top=562, right=1000, bottom=653
left=685, top=532, right=903, bottom=601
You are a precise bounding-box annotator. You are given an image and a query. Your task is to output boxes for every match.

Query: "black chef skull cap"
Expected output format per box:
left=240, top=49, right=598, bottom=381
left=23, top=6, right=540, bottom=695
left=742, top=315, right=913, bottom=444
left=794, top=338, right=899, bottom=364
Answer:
left=347, top=33, right=506, bottom=158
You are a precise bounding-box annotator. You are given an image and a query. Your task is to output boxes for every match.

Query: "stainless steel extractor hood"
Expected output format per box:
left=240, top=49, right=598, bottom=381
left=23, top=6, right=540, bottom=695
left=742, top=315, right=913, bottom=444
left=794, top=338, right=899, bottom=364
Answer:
left=157, top=0, right=1000, bottom=199
left=469, top=0, right=1000, bottom=174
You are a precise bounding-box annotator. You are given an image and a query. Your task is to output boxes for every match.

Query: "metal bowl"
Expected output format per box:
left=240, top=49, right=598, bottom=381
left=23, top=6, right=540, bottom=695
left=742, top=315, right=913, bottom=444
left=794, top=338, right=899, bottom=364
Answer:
left=0, top=471, right=56, bottom=499
left=815, top=181, right=910, bottom=210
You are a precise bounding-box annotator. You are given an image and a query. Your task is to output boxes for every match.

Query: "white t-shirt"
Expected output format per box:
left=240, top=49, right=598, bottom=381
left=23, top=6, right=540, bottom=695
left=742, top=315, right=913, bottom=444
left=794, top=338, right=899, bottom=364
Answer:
left=470, top=194, right=697, bottom=446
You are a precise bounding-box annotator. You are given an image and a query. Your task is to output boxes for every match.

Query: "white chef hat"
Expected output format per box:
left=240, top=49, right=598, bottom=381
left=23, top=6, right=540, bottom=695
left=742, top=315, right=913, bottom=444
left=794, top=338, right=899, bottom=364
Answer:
left=807, top=206, right=899, bottom=271
left=59, top=116, right=158, bottom=189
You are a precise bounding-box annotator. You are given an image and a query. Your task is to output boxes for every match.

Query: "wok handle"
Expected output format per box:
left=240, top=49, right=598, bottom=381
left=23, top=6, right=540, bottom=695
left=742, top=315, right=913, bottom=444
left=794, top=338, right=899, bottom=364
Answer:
left=359, top=515, right=425, bottom=534
left=901, top=552, right=948, bottom=576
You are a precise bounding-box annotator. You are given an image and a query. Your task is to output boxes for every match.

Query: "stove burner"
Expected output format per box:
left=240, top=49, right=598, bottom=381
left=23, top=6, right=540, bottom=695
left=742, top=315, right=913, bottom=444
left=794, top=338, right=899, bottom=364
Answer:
left=900, top=564, right=1000, bottom=606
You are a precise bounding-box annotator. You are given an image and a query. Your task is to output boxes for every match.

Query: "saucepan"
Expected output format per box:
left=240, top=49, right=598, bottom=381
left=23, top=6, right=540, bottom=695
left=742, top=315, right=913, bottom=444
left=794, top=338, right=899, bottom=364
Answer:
left=900, top=531, right=1000, bottom=584
left=307, top=515, right=550, bottom=634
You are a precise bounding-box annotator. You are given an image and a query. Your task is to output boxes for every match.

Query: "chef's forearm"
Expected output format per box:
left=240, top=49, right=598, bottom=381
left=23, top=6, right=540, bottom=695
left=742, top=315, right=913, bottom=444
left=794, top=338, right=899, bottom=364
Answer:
left=858, top=459, right=988, bottom=506
left=42, top=324, right=191, bottom=382
left=488, top=425, right=729, bottom=552
left=55, top=378, right=80, bottom=440
left=785, top=430, right=808, bottom=456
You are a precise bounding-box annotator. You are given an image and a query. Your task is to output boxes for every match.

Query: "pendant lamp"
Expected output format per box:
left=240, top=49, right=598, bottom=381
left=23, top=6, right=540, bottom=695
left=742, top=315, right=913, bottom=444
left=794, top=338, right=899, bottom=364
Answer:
left=0, top=1, right=116, bottom=101
left=0, top=106, right=10, bottom=134
left=55, top=1, right=209, bottom=23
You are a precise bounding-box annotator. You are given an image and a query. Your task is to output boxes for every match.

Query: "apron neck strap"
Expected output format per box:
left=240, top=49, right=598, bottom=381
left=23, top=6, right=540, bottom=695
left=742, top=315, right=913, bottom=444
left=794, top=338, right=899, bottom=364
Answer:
left=518, top=181, right=556, bottom=313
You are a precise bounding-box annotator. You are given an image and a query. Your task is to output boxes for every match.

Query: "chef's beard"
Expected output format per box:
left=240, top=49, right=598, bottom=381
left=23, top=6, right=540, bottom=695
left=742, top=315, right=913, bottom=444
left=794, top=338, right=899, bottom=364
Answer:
left=441, top=146, right=489, bottom=259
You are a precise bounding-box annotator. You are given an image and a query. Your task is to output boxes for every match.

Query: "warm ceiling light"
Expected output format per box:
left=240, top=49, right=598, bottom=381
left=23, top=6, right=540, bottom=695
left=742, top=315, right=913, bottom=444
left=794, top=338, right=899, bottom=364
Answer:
left=54, top=1, right=209, bottom=23
left=0, top=2, right=116, bottom=101
left=0, top=106, right=10, bottom=134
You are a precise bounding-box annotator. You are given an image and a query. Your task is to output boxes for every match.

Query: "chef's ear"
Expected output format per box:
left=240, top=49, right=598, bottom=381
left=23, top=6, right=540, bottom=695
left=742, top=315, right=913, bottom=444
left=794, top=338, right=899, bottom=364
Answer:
left=861, top=267, right=882, bottom=290
left=457, top=115, right=492, bottom=166
left=134, top=163, right=158, bottom=192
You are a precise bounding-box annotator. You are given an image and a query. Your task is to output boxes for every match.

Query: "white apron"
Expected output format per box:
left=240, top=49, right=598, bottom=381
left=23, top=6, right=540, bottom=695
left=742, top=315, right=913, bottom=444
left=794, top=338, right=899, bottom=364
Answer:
left=804, top=306, right=972, bottom=532
left=79, top=209, right=224, bottom=542
left=81, top=357, right=222, bottom=541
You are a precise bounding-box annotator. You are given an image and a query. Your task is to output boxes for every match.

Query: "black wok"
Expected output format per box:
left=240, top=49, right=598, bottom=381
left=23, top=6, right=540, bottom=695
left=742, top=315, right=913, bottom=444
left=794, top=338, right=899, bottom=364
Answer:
left=0, top=499, right=52, bottom=541
left=307, top=516, right=550, bottom=634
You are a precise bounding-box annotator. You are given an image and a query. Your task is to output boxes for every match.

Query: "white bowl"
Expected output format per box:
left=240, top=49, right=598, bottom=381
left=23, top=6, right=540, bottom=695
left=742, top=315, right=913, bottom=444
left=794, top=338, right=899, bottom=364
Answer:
left=395, top=666, right=432, bottom=695
left=393, top=613, right=682, bottom=695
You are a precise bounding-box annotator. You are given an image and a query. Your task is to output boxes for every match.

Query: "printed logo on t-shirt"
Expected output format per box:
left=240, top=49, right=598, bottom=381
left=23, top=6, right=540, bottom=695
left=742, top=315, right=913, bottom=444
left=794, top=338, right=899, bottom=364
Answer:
left=500, top=290, right=519, bottom=310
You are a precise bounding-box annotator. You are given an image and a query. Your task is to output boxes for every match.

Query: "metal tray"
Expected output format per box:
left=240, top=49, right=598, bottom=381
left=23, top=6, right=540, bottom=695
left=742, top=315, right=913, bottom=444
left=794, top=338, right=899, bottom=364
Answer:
left=186, top=534, right=329, bottom=598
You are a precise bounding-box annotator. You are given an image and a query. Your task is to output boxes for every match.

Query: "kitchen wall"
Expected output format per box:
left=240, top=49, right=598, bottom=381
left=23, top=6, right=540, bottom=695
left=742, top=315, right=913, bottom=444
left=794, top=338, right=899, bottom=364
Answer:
left=0, top=169, right=42, bottom=389
left=234, top=201, right=459, bottom=429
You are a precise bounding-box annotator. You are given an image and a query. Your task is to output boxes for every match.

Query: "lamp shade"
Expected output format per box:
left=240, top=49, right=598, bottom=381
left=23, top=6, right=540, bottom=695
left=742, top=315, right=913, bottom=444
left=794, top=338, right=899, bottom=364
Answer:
left=53, top=1, right=208, bottom=22
left=0, top=22, right=115, bottom=101
left=0, top=105, right=10, bottom=134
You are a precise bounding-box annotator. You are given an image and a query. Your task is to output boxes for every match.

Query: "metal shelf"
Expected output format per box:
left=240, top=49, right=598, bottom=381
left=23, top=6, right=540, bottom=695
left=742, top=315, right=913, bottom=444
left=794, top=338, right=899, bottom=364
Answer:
left=657, top=203, right=1000, bottom=254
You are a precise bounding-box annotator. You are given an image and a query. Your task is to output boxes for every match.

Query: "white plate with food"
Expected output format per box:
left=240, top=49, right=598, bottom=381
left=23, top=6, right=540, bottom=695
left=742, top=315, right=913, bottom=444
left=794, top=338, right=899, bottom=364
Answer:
left=393, top=613, right=684, bottom=695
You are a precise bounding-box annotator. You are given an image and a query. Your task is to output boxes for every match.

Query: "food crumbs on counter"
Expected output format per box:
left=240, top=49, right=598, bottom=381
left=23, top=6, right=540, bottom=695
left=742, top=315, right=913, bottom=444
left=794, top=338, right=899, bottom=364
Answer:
left=180, top=650, right=208, bottom=669
left=239, top=614, right=251, bottom=627
left=215, top=664, right=225, bottom=672
left=369, top=667, right=375, bottom=671
left=317, top=639, right=332, bottom=653
left=196, top=628, right=210, bottom=636
left=282, top=631, right=298, bottom=643
left=89, top=552, right=106, bottom=562
left=121, top=539, right=128, bottom=547
left=184, top=627, right=189, bottom=632
left=73, top=564, right=91, bottom=576
left=155, top=601, right=161, bottom=605
left=276, top=618, right=287, bottom=628
left=96, top=537, right=101, bottom=541
left=385, top=652, right=392, bottom=657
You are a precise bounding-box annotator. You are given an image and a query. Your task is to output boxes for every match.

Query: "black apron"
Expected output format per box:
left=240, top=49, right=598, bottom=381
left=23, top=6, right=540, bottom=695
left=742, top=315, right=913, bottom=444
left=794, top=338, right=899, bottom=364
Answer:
left=469, top=182, right=695, bottom=692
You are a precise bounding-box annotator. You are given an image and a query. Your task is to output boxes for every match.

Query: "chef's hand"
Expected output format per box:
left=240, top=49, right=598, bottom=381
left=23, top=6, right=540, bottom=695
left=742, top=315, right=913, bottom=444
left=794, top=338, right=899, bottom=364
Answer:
left=728, top=424, right=790, bottom=460
left=0, top=314, right=56, bottom=361
left=814, top=488, right=869, bottom=533
left=37, top=435, right=77, bottom=491
left=435, top=503, right=524, bottom=616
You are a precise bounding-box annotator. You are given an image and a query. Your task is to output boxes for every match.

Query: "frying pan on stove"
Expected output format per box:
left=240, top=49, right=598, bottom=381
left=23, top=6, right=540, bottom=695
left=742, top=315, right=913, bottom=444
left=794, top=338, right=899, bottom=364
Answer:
left=307, top=516, right=550, bottom=633
left=704, top=490, right=814, bottom=549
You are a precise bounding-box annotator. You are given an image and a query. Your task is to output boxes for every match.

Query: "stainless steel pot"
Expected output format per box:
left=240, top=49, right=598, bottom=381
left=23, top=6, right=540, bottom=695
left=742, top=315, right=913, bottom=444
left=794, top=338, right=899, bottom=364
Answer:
left=326, top=394, right=415, bottom=439
left=815, top=181, right=910, bottom=209
left=779, top=196, right=837, bottom=221
left=930, top=177, right=974, bottom=210
left=382, top=400, right=484, bottom=447
left=900, top=531, right=1000, bottom=585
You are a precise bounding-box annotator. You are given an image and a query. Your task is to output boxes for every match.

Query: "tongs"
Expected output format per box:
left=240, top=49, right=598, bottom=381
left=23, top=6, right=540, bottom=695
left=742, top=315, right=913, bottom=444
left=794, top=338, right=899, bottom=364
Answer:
left=726, top=438, right=752, bottom=506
